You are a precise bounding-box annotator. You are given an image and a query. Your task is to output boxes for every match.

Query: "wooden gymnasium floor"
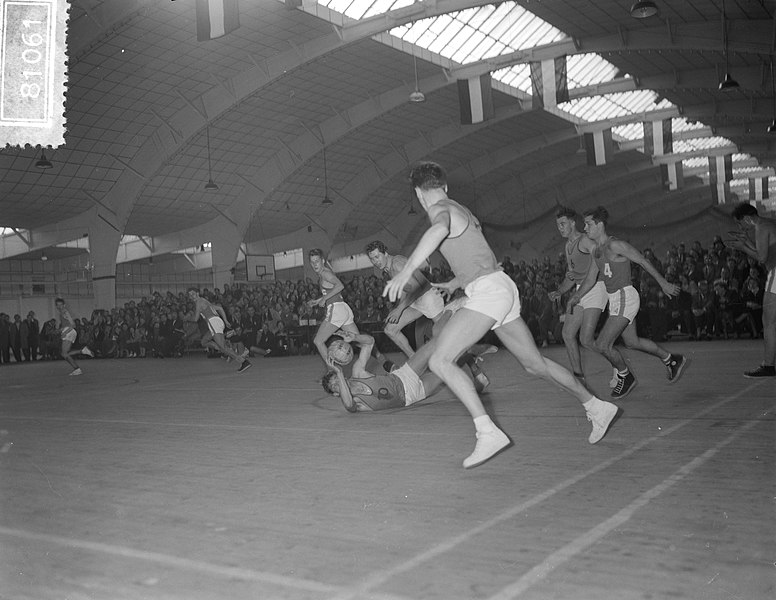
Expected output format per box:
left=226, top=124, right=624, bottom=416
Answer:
left=0, top=340, right=773, bottom=600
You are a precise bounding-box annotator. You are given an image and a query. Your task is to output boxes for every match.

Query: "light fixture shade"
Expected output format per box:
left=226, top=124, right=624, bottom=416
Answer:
left=718, top=73, right=740, bottom=91
left=35, top=150, right=53, bottom=169
left=768, top=119, right=776, bottom=134
left=630, top=1, right=658, bottom=18
left=322, top=195, right=333, bottom=206
left=409, top=90, right=426, bottom=103
left=204, top=179, right=219, bottom=190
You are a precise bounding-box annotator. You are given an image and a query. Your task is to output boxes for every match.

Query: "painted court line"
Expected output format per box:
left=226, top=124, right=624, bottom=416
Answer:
left=0, top=525, right=411, bottom=600
left=487, top=402, right=774, bottom=599
left=326, top=382, right=762, bottom=600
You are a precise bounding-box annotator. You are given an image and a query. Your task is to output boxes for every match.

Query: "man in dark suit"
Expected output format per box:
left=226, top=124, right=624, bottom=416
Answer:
left=25, top=311, right=40, bottom=360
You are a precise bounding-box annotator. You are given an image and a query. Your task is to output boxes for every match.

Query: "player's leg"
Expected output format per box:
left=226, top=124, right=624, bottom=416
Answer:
left=561, top=303, right=584, bottom=376
left=745, top=291, right=776, bottom=377
left=383, top=306, right=423, bottom=357
left=495, top=317, right=619, bottom=444
left=313, top=320, right=340, bottom=365
left=60, top=339, right=80, bottom=373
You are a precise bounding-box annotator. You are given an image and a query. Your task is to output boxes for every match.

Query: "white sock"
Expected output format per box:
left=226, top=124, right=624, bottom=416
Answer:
left=473, top=415, right=495, bottom=433
left=583, top=396, right=602, bottom=411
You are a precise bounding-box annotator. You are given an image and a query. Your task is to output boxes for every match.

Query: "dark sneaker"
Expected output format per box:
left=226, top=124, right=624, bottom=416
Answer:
left=611, top=371, right=637, bottom=399
left=238, top=360, right=252, bottom=373
left=743, top=364, right=776, bottom=378
left=666, top=354, right=689, bottom=383
left=473, top=371, right=490, bottom=393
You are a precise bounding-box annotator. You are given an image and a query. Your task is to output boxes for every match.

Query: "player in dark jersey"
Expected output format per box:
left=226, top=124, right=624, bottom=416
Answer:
left=55, top=297, right=84, bottom=376
left=549, top=206, right=609, bottom=385
left=187, top=287, right=251, bottom=373
left=569, top=206, right=688, bottom=398
left=308, top=248, right=393, bottom=373
left=384, top=162, right=619, bottom=469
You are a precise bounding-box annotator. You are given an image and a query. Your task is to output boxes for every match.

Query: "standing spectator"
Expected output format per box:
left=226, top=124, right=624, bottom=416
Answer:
left=9, top=314, right=24, bottom=362
left=24, top=311, right=39, bottom=361
left=0, top=314, right=9, bottom=364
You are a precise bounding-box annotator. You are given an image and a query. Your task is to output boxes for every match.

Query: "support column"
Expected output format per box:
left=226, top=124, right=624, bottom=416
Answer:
left=88, top=217, right=122, bottom=310
left=209, top=220, right=242, bottom=292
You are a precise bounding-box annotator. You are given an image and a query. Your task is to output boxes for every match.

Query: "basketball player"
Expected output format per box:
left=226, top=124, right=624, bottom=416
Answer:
left=55, top=297, right=83, bottom=376
left=307, top=248, right=392, bottom=372
left=322, top=331, right=491, bottom=412
left=568, top=206, right=688, bottom=398
left=186, top=288, right=251, bottom=373
left=366, top=240, right=446, bottom=357
left=384, top=162, right=619, bottom=468
left=549, top=206, right=609, bottom=385
left=730, top=202, right=776, bottom=377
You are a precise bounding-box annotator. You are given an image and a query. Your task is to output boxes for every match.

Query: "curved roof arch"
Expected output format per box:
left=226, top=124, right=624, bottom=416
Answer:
left=1, top=0, right=774, bottom=265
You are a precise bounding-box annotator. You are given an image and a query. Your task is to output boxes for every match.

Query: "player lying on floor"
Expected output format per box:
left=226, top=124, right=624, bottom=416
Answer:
left=321, top=331, right=491, bottom=413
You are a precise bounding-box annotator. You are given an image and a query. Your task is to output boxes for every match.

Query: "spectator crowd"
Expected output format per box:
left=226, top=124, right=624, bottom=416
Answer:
left=0, top=233, right=767, bottom=367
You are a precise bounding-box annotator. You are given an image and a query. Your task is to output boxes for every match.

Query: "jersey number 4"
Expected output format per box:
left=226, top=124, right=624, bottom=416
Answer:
left=603, top=263, right=613, bottom=278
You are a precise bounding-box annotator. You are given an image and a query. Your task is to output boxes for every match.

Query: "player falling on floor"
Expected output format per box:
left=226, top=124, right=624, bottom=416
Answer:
left=568, top=206, right=688, bottom=398
left=307, top=248, right=393, bottom=372
left=55, top=297, right=84, bottom=376
left=384, top=161, right=619, bottom=469
left=187, top=287, right=251, bottom=373
left=322, top=330, right=491, bottom=412
left=548, top=206, right=610, bottom=386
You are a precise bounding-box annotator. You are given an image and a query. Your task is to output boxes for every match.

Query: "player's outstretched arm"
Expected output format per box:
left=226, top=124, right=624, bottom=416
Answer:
left=612, top=239, right=679, bottom=297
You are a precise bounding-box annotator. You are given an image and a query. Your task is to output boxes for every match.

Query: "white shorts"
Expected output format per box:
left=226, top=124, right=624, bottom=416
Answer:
left=207, top=316, right=225, bottom=335
left=463, top=271, right=522, bottom=330
left=766, top=267, right=776, bottom=295
left=325, top=301, right=355, bottom=329
left=607, top=285, right=640, bottom=323
left=393, top=364, right=426, bottom=406
left=578, top=280, right=608, bottom=311
left=61, top=327, right=76, bottom=343
left=410, top=288, right=445, bottom=320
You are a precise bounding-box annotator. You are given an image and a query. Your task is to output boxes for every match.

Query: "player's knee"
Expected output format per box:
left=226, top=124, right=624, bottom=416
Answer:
left=579, top=334, right=596, bottom=350
left=428, top=352, right=450, bottom=377
left=384, top=323, right=401, bottom=337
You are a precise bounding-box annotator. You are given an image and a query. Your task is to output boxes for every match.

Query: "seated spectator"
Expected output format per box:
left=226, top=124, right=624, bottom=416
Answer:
left=250, top=322, right=275, bottom=357
left=711, top=282, right=737, bottom=339
left=736, top=277, right=764, bottom=338
left=690, top=280, right=714, bottom=340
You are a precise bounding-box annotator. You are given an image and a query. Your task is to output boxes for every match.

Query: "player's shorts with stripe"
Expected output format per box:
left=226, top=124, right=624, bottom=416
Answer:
left=393, top=364, right=426, bottom=406
left=61, top=327, right=77, bottom=343
left=325, top=301, right=355, bottom=329
left=462, top=271, right=522, bottom=330
left=607, top=285, right=640, bottom=323
left=578, top=280, right=608, bottom=311
left=410, top=287, right=445, bottom=320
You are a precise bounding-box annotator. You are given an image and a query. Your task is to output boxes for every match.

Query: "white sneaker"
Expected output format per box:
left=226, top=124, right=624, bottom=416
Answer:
left=81, top=347, right=94, bottom=357
left=586, top=401, right=618, bottom=444
left=463, top=427, right=511, bottom=469
left=609, top=368, right=619, bottom=388
left=69, top=368, right=82, bottom=376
